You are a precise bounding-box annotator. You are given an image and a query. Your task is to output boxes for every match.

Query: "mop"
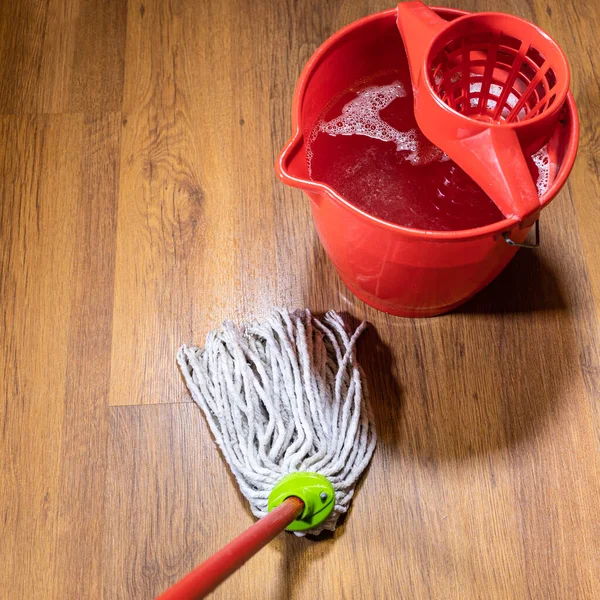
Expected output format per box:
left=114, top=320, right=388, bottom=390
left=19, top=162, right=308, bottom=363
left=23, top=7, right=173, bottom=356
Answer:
left=157, top=308, right=376, bottom=599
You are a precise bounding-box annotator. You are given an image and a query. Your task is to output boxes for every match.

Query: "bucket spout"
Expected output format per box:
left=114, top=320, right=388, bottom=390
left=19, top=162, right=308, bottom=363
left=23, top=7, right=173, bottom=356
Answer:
left=276, top=134, right=311, bottom=191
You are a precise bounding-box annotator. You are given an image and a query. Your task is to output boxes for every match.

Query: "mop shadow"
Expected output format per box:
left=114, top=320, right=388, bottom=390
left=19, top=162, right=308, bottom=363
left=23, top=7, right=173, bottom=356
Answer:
left=346, top=314, right=406, bottom=453
left=273, top=491, right=369, bottom=600
left=271, top=527, right=337, bottom=600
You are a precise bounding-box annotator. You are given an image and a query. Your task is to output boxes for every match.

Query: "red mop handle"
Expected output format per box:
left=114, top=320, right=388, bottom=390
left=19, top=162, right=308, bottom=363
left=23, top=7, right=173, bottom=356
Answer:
left=155, top=496, right=304, bottom=600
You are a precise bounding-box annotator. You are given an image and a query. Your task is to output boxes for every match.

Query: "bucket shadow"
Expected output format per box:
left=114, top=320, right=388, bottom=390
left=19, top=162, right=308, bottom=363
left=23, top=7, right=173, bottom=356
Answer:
left=369, top=247, right=575, bottom=462
left=457, top=249, right=567, bottom=314
left=403, top=320, right=574, bottom=462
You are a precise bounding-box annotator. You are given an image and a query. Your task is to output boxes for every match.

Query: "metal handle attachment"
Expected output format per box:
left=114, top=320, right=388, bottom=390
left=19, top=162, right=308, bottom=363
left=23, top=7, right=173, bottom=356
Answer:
left=503, top=219, right=540, bottom=249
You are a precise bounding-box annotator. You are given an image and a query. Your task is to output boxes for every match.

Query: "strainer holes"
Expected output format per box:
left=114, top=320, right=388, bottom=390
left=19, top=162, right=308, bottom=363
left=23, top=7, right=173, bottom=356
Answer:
left=526, top=45, right=546, bottom=69
left=445, top=38, right=462, bottom=55
left=495, top=60, right=517, bottom=75
left=468, top=49, right=487, bottom=67
left=535, top=81, right=549, bottom=101
left=445, top=47, right=465, bottom=64
left=432, top=65, right=444, bottom=86
left=507, top=91, right=520, bottom=108
left=450, top=71, right=462, bottom=84
left=451, top=84, right=466, bottom=101
left=498, top=34, right=521, bottom=51
left=486, top=98, right=498, bottom=111
left=520, top=61, right=536, bottom=84
left=500, top=106, right=511, bottom=119
left=489, top=78, right=506, bottom=92
left=513, top=74, right=531, bottom=96
left=496, top=47, right=518, bottom=66
left=525, top=91, right=539, bottom=110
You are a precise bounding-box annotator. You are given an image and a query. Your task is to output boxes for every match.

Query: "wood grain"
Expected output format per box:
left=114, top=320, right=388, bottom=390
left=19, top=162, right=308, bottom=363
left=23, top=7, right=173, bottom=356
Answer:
left=1, top=0, right=599, bottom=598
left=0, top=0, right=126, bottom=114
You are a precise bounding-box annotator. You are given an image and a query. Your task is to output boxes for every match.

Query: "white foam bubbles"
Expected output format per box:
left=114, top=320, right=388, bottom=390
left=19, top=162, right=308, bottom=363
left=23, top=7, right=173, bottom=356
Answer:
left=532, top=145, right=550, bottom=197
left=316, top=82, right=447, bottom=165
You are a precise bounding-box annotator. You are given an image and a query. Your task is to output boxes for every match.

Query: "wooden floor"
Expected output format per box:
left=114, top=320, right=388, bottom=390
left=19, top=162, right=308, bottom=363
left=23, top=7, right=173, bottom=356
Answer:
left=1, top=0, right=599, bottom=598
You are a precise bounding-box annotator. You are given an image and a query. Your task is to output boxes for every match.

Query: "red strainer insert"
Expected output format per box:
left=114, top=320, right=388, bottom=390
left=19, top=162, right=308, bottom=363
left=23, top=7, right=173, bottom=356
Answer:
left=396, top=2, right=570, bottom=223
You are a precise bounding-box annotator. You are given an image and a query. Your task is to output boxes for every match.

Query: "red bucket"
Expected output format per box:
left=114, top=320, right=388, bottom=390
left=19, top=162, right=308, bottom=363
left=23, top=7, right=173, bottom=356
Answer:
left=275, top=7, right=579, bottom=317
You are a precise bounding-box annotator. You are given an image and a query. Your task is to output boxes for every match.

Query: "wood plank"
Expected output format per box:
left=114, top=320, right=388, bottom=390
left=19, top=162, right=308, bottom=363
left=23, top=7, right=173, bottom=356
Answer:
left=528, top=0, right=600, bottom=448
left=0, top=113, right=120, bottom=597
left=51, top=113, right=121, bottom=598
left=0, top=0, right=126, bottom=115
left=1, top=114, right=79, bottom=598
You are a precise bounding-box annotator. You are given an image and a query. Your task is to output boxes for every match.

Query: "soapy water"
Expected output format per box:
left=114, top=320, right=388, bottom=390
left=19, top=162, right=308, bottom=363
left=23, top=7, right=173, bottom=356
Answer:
left=310, top=82, right=447, bottom=172
left=310, top=81, right=548, bottom=193
left=307, top=77, right=553, bottom=230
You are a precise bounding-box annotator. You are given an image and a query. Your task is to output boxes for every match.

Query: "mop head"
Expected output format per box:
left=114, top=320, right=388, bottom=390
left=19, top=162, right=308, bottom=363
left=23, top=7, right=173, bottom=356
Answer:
left=177, top=308, right=376, bottom=535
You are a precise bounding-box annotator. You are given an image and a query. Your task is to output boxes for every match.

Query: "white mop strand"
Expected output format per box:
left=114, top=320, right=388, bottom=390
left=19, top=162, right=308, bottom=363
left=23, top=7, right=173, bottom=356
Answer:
left=177, top=308, right=377, bottom=535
